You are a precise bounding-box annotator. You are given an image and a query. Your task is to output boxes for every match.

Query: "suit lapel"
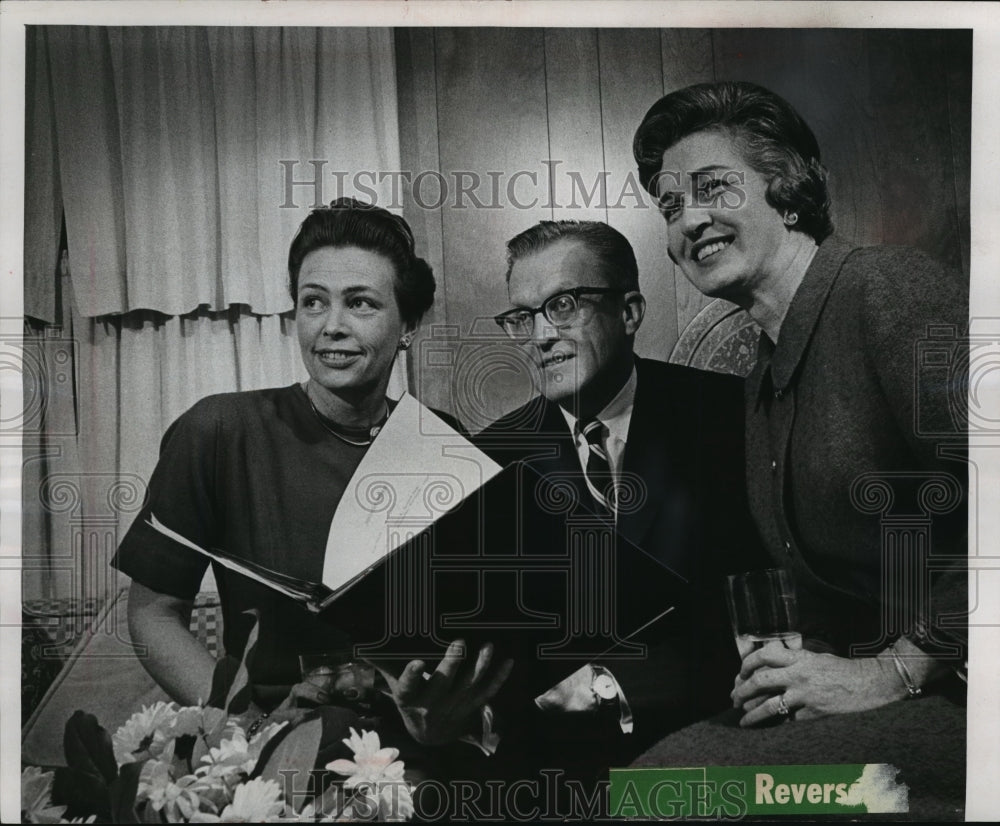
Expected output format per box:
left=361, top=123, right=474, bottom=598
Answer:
left=618, top=360, right=672, bottom=550
left=522, top=399, right=590, bottom=504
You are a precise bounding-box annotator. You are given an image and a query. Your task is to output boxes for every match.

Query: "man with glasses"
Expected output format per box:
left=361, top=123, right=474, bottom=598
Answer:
left=478, top=220, right=763, bottom=782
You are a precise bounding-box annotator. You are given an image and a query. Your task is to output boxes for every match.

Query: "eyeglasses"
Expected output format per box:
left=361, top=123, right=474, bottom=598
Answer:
left=494, top=287, right=625, bottom=340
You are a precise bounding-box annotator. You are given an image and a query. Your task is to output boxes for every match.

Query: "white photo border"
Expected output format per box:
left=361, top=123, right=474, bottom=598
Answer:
left=2, top=1, right=997, bottom=821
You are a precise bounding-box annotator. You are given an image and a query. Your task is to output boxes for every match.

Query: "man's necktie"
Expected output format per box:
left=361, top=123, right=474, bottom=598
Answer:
left=580, top=418, right=614, bottom=515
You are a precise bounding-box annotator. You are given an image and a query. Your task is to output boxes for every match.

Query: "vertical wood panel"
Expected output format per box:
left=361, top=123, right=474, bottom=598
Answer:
left=395, top=29, right=448, bottom=411
left=712, top=29, right=884, bottom=251
left=660, top=29, right=718, bottom=342
left=944, top=32, right=972, bottom=276
left=866, top=30, right=970, bottom=275
left=434, top=28, right=552, bottom=426
left=543, top=29, right=606, bottom=224
left=596, top=28, right=677, bottom=362
left=395, top=28, right=970, bottom=424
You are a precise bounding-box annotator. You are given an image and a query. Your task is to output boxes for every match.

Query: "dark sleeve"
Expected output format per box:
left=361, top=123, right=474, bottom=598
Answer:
left=112, top=400, right=220, bottom=600
left=610, top=369, right=764, bottom=740
left=859, top=248, right=968, bottom=655
left=859, top=248, right=968, bottom=466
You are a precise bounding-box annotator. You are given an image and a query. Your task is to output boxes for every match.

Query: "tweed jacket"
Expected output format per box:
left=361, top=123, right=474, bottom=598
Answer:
left=745, top=236, right=969, bottom=658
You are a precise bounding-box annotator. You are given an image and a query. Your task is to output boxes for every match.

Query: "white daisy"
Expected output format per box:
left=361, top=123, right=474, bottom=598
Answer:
left=189, top=777, right=285, bottom=822
left=172, top=705, right=228, bottom=739
left=198, top=730, right=256, bottom=780
left=326, top=728, right=404, bottom=789
left=138, top=757, right=207, bottom=822
left=112, top=701, right=179, bottom=765
left=21, top=766, right=67, bottom=824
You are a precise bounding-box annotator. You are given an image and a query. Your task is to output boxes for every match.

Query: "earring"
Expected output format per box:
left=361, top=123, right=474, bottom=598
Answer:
left=398, top=336, right=412, bottom=351
left=783, top=212, right=799, bottom=226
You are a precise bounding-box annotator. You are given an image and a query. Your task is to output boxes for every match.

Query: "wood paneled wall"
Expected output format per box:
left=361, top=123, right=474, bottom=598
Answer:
left=395, top=28, right=970, bottom=429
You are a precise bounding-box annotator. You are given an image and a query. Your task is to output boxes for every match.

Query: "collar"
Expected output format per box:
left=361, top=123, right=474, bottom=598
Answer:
left=558, top=365, right=638, bottom=444
left=747, top=236, right=857, bottom=409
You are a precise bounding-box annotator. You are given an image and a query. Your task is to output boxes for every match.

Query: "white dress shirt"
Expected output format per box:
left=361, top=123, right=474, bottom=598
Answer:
left=544, top=367, right=638, bottom=730
left=558, top=366, right=638, bottom=513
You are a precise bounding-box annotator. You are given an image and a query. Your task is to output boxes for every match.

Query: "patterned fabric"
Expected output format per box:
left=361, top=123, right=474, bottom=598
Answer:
left=22, top=597, right=102, bottom=656
left=578, top=418, right=613, bottom=514
left=21, top=591, right=223, bottom=725
left=21, top=625, right=67, bottom=728
left=668, top=298, right=761, bottom=378
left=188, top=594, right=223, bottom=657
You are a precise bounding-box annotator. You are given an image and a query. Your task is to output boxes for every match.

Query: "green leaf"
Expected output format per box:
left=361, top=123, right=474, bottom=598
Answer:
left=315, top=706, right=374, bottom=768
left=313, top=776, right=347, bottom=819
left=206, top=655, right=241, bottom=710
left=190, top=730, right=213, bottom=771
left=52, top=766, right=111, bottom=821
left=225, top=609, right=261, bottom=714
left=252, top=715, right=324, bottom=812
left=63, top=710, right=118, bottom=785
left=139, top=797, right=164, bottom=824
left=109, top=761, right=144, bottom=824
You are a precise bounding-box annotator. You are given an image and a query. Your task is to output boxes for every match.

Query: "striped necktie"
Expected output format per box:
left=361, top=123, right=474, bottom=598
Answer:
left=579, top=418, right=614, bottom=515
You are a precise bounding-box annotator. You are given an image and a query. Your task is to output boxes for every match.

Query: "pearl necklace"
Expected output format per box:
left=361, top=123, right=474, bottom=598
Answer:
left=304, top=387, right=388, bottom=447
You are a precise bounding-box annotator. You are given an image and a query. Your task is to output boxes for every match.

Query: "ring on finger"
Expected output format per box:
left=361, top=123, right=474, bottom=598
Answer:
left=776, top=694, right=790, bottom=717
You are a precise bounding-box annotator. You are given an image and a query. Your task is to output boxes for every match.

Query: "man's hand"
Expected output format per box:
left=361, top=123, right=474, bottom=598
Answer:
left=367, top=640, right=513, bottom=746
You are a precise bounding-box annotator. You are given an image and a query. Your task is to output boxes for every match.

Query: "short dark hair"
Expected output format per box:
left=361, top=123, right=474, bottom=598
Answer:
left=633, top=81, right=833, bottom=243
left=504, top=220, right=639, bottom=291
left=287, top=198, right=436, bottom=325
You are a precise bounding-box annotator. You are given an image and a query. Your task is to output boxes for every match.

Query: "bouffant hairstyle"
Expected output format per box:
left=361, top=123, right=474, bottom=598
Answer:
left=288, top=198, right=436, bottom=325
left=633, top=81, right=833, bottom=242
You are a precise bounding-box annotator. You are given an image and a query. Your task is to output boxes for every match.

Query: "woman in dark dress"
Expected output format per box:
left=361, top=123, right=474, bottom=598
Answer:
left=114, top=198, right=510, bottom=753
left=630, top=82, right=968, bottom=815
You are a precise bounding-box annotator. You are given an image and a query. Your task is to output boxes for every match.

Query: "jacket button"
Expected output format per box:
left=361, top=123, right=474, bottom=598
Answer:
left=774, top=389, right=783, bottom=400
left=784, top=540, right=792, bottom=553
left=771, top=460, right=777, bottom=471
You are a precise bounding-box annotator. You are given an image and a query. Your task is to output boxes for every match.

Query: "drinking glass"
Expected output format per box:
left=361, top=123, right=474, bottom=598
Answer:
left=725, top=568, right=801, bottom=659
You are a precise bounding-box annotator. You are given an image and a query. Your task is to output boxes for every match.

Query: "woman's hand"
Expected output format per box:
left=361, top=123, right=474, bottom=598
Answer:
left=233, top=684, right=330, bottom=734
left=367, top=639, right=514, bottom=746
left=267, top=680, right=336, bottom=727
left=730, top=642, right=909, bottom=726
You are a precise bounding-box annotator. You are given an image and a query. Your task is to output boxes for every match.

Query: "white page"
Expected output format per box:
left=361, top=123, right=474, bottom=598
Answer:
left=321, top=392, right=502, bottom=591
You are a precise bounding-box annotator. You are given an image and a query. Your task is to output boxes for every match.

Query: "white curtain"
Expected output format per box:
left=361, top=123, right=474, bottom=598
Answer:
left=22, top=26, right=405, bottom=603
left=22, top=268, right=320, bottom=602
left=26, top=26, right=401, bottom=320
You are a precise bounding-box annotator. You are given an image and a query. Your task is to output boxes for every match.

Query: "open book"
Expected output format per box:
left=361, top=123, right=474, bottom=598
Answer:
left=148, top=393, right=688, bottom=678
left=148, top=393, right=503, bottom=612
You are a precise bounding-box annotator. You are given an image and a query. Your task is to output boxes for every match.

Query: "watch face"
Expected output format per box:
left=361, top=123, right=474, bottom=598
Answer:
left=593, top=673, right=618, bottom=701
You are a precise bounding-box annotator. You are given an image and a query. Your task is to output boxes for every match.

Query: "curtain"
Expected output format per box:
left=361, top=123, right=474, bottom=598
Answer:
left=25, top=26, right=401, bottom=321
left=22, top=268, right=408, bottom=604
left=22, top=26, right=405, bottom=603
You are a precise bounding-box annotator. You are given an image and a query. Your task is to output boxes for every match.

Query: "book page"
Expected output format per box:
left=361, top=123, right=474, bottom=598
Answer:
left=321, top=392, right=502, bottom=591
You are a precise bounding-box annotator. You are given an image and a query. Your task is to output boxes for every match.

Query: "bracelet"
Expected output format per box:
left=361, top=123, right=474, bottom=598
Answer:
left=247, top=712, right=271, bottom=737
left=887, top=643, right=922, bottom=698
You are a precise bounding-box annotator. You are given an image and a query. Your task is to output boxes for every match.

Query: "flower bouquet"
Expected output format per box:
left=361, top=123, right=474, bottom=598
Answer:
left=21, top=612, right=414, bottom=823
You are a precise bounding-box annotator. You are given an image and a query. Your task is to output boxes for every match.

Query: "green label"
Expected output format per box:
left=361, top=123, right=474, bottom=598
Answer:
left=609, top=764, right=908, bottom=818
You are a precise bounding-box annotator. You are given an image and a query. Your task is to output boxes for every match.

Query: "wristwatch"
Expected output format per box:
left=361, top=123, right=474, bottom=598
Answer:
left=591, top=666, right=620, bottom=704
left=591, top=665, right=634, bottom=733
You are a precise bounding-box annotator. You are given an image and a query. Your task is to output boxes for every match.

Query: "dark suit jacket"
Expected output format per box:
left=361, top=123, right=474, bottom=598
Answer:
left=475, top=357, right=767, bottom=767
